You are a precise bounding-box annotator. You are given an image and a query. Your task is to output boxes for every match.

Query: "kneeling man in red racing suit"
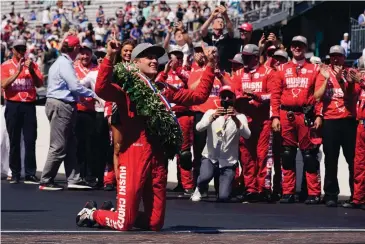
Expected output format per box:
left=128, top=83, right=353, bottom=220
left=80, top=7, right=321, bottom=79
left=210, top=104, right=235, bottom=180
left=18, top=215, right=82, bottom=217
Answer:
left=75, top=40, right=217, bottom=231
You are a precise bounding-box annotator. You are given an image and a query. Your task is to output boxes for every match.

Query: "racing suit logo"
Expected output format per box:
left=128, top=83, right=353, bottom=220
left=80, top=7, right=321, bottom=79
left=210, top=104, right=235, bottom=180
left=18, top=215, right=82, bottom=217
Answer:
left=106, top=166, right=127, bottom=230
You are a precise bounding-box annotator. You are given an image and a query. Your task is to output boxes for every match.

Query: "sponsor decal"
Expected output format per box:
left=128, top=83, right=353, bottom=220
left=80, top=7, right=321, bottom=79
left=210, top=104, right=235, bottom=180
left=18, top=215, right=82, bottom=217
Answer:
left=285, top=77, right=309, bottom=88
left=241, top=81, right=263, bottom=92
left=106, top=166, right=127, bottom=230
left=301, top=68, right=307, bottom=75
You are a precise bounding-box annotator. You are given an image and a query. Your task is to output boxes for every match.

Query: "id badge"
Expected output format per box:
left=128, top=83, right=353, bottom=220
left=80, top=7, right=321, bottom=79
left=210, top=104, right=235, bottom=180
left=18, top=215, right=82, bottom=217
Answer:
left=216, top=128, right=224, bottom=137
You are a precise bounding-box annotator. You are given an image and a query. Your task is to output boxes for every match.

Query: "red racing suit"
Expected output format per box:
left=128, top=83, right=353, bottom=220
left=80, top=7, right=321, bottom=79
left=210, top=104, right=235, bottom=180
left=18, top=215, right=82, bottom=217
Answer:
left=103, top=101, right=116, bottom=186
left=354, top=74, right=365, bottom=205
left=74, top=61, right=98, bottom=112
left=155, top=67, right=194, bottom=190
left=270, top=60, right=321, bottom=196
left=93, top=57, right=215, bottom=231
left=233, top=65, right=278, bottom=194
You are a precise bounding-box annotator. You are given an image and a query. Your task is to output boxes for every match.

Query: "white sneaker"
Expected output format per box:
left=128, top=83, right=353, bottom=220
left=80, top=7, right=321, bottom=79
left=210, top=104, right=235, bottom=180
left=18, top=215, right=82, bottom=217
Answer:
left=190, top=188, right=202, bottom=202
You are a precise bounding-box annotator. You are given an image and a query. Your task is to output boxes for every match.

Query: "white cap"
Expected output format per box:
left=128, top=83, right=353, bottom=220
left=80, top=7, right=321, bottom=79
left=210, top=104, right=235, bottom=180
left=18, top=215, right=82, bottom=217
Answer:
left=344, top=33, right=349, bottom=37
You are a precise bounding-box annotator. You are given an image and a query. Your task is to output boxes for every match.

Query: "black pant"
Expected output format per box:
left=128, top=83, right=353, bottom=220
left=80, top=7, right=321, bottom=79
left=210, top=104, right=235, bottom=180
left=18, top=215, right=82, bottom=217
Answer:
left=92, top=112, right=112, bottom=183
left=193, top=111, right=207, bottom=185
left=323, top=118, right=357, bottom=200
left=76, top=111, right=96, bottom=182
left=4, top=100, right=37, bottom=178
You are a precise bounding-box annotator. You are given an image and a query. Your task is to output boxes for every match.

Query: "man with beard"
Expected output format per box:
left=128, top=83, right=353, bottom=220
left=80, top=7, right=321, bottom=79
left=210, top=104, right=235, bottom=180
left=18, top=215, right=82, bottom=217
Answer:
left=314, top=45, right=360, bottom=207
left=76, top=41, right=217, bottom=231
left=271, top=36, right=322, bottom=204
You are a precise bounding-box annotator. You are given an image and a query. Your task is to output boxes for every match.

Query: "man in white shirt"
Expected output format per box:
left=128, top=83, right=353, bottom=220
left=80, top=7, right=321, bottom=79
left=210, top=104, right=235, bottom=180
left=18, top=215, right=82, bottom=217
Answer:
left=191, top=85, right=251, bottom=202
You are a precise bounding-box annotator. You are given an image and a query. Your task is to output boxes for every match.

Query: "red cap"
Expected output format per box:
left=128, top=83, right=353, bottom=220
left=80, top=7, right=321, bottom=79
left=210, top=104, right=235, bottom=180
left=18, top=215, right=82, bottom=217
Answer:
left=219, top=85, right=236, bottom=96
left=64, top=35, right=80, bottom=48
left=238, top=22, right=253, bottom=32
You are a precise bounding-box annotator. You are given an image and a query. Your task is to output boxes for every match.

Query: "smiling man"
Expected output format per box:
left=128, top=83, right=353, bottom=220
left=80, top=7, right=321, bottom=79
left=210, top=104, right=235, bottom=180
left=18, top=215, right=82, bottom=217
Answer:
left=271, top=36, right=323, bottom=204
left=76, top=41, right=217, bottom=231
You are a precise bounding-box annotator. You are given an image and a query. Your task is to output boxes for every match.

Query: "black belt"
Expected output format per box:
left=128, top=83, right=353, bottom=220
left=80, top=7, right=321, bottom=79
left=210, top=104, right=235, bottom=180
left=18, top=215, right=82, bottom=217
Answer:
left=280, top=105, right=304, bottom=113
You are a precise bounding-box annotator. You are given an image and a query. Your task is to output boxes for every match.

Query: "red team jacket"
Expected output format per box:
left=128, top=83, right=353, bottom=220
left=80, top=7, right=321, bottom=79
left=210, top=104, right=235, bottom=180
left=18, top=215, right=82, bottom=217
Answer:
left=187, top=63, right=225, bottom=113
left=74, top=61, right=98, bottom=112
left=233, top=65, right=278, bottom=122
left=271, top=61, right=320, bottom=118
left=356, top=73, right=365, bottom=120
left=316, top=67, right=359, bottom=120
left=1, top=57, right=43, bottom=102
left=155, top=67, right=191, bottom=113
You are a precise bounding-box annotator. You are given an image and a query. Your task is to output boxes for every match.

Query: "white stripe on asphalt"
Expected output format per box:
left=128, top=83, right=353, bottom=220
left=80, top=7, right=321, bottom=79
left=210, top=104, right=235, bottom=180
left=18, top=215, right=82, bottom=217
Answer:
left=2, top=229, right=365, bottom=233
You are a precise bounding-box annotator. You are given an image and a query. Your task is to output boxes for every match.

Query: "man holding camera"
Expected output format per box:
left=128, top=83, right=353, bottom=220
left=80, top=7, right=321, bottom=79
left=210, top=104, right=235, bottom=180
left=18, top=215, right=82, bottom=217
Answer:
left=191, top=85, right=251, bottom=202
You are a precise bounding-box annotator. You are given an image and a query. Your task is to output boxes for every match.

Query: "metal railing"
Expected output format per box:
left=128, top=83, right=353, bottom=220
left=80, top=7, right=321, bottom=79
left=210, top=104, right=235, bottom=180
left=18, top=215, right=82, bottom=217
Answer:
left=232, top=0, right=294, bottom=28
left=350, top=18, right=365, bottom=53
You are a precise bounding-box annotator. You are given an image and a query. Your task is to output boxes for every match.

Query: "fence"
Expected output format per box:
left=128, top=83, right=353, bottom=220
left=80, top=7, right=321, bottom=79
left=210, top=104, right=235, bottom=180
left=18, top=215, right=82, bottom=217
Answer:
left=350, top=18, right=365, bottom=53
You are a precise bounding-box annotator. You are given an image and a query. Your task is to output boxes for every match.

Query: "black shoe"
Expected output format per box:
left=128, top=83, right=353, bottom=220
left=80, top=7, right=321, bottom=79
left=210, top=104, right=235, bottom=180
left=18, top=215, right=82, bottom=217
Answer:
left=242, top=192, right=260, bottom=203
left=183, top=188, right=194, bottom=196
left=24, top=175, right=40, bottom=185
left=342, top=201, right=365, bottom=209
left=68, top=181, right=92, bottom=190
left=280, top=194, right=296, bottom=203
left=9, top=176, right=20, bottom=184
left=39, top=182, right=64, bottom=191
left=76, top=200, right=97, bottom=227
left=325, top=199, right=338, bottom=207
left=172, top=184, right=185, bottom=193
left=304, top=195, right=321, bottom=205
left=104, top=184, right=114, bottom=191
left=100, top=201, right=114, bottom=211
left=259, top=190, right=275, bottom=203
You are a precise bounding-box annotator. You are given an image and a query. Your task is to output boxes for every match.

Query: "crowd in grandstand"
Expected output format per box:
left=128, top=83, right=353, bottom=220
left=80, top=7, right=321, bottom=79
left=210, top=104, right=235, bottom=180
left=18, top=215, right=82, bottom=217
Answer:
left=1, top=0, right=365, bottom=232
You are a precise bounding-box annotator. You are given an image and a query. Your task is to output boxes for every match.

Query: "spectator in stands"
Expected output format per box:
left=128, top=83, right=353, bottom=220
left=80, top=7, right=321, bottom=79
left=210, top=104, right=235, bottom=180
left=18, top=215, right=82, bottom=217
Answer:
left=1, top=39, right=43, bottom=184
left=358, top=9, right=365, bottom=26
left=39, top=35, right=95, bottom=191
left=130, top=24, right=143, bottom=43
left=164, top=21, right=192, bottom=66
left=354, top=48, right=365, bottom=69
left=340, top=33, right=351, bottom=57
left=236, top=22, right=253, bottom=53
left=42, top=6, right=51, bottom=26
left=191, top=85, right=251, bottom=202
left=200, top=5, right=234, bottom=72
left=96, top=5, right=104, bottom=24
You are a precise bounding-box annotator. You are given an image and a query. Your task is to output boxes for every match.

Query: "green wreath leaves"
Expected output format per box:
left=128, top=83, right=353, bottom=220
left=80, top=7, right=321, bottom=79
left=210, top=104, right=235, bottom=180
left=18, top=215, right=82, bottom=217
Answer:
left=114, top=63, right=183, bottom=160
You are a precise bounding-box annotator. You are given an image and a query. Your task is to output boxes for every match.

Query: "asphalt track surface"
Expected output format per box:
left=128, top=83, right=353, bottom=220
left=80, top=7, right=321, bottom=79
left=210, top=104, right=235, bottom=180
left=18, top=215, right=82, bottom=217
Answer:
left=2, top=181, right=365, bottom=243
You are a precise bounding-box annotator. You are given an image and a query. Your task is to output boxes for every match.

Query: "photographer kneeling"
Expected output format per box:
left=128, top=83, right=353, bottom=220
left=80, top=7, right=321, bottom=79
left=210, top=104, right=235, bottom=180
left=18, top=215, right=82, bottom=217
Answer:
left=191, top=86, right=251, bottom=202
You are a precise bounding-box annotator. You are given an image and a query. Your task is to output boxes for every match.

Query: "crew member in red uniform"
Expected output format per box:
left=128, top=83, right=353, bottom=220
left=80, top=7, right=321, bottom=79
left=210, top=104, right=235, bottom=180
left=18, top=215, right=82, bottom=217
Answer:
left=155, top=48, right=194, bottom=195
left=188, top=42, right=230, bottom=186
left=233, top=44, right=279, bottom=202
left=1, top=39, right=43, bottom=184
left=76, top=41, right=217, bottom=231
left=343, top=70, right=365, bottom=210
left=314, top=45, right=359, bottom=207
left=74, top=42, right=99, bottom=186
left=271, top=36, right=322, bottom=204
